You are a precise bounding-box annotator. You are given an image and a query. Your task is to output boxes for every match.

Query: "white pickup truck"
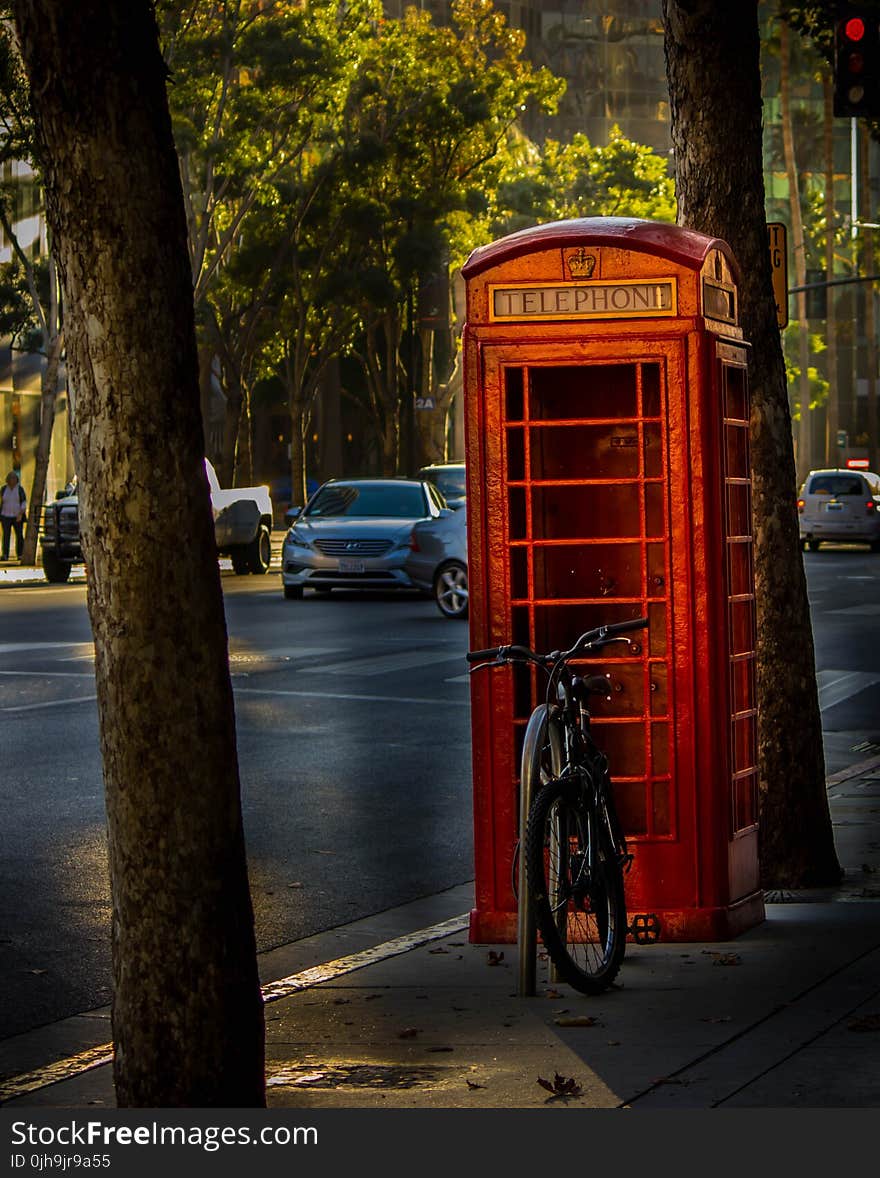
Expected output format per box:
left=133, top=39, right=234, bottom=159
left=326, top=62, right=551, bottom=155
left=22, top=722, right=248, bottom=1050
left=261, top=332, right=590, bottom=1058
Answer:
left=205, top=459, right=274, bottom=575
left=40, top=460, right=274, bottom=582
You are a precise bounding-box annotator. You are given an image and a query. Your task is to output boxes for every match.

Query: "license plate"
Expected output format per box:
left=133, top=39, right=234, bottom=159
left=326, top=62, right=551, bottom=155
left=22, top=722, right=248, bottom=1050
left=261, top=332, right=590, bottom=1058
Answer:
left=338, top=558, right=365, bottom=573
left=824, top=502, right=844, bottom=512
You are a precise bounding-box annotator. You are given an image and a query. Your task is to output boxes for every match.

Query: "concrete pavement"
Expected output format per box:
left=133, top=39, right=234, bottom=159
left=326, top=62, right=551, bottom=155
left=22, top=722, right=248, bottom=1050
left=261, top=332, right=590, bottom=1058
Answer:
left=1, top=556, right=878, bottom=1109
left=1, top=747, right=879, bottom=1109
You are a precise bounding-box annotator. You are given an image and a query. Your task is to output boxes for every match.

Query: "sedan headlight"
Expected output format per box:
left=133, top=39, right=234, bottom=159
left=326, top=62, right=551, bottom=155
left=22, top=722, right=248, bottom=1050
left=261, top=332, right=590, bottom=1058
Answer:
left=285, top=528, right=312, bottom=549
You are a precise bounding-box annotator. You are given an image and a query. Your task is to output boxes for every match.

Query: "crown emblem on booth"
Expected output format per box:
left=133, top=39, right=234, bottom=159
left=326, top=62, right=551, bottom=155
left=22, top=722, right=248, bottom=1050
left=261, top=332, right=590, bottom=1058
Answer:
left=566, top=248, right=597, bottom=279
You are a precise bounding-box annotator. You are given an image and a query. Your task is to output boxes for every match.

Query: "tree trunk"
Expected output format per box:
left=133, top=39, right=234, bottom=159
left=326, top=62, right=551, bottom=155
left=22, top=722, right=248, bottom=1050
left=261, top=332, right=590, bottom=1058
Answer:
left=662, top=0, right=840, bottom=887
left=780, top=20, right=812, bottom=485
left=21, top=329, right=63, bottom=566
left=290, top=397, right=308, bottom=507
left=823, top=73, right=839, bottom=467
left=219, top=363, right=243, bottom=488
left=13, top=0, right=265, bottom=1105
left=860, top=124, right=879, bottom=473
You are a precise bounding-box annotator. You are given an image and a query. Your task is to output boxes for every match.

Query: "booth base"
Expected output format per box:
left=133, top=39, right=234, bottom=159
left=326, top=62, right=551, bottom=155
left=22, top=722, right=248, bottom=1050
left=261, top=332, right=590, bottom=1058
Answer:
left=469, top=891, right=765, bottom=946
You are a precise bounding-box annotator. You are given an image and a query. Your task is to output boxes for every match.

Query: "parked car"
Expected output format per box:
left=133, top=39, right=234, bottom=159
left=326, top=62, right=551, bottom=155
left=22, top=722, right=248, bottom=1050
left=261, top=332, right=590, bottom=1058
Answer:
left=798, top=468, right=880, bottom=552
left=417, top=462, right=466, bottom=510
left=281, top=477, right=449, bottom=599
left=405, top=503, right=469, bottom=619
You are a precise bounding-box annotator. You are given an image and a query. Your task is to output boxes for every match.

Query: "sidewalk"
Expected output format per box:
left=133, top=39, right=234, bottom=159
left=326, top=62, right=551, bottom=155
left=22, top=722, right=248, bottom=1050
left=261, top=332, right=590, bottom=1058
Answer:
left=2, top=552, right=878, bottom=1109
left=2, top=748, right=879, bottom=1110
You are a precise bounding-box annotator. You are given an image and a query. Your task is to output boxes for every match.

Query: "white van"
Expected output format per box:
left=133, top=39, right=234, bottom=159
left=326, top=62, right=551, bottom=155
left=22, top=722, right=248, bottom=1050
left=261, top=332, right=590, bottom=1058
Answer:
left=798, top=468, right=880, bottom=552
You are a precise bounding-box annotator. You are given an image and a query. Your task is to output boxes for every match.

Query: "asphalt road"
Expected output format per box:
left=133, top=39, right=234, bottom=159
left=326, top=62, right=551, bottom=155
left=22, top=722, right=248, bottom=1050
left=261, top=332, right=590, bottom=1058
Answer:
left=0, top=575, right=473, bottom=1039
left=0, top=546, right=878, bottom=1042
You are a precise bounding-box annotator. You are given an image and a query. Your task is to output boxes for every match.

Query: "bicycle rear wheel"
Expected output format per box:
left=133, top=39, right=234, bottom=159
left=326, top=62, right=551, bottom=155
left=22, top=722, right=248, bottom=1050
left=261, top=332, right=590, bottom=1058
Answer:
left=524, top=778, right=626, bottom=995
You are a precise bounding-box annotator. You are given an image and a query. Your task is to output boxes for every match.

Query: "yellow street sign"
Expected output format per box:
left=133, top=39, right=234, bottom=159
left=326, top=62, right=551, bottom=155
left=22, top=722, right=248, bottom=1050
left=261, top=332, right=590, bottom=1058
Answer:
left=767, top=221, right=788, bottom=328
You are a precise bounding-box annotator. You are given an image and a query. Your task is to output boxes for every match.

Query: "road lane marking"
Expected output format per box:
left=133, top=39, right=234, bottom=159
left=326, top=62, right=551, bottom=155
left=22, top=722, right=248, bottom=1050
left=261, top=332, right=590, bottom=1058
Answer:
left=235, top=687, right=468, bottom=707
left=0, top=694, right=98, bottom=713
left=0, top=912, right=470, bottom=1103
left=817, top=670, right=880, bottom=712
left=827, top=603, right=880, bottom=616
left=0, top=670, right=95, bottom=678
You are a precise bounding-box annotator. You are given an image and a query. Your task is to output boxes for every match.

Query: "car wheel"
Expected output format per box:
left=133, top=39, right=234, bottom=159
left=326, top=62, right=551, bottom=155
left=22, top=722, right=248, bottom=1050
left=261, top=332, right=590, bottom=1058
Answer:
left=434, top=561, right=468, bottom=619
left=284, top=585, right=303, bottom=600
left=42, top=552, right=72, bottom=583
left=808, top=540, right=821, bottom=552
left=247, top=525, right=272, bottom=574
left=231, top=550, right=250, bottom=574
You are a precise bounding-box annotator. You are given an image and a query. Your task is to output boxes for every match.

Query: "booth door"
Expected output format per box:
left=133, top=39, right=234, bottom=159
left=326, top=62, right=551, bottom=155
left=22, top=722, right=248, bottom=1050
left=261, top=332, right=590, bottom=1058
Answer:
left=473, top=343, right=698, bottom=902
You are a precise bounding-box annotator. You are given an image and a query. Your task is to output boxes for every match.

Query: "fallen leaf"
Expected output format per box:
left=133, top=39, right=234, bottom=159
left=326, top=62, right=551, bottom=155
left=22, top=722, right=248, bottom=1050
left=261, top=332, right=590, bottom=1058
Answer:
left=427, top=1046, right=454, bottom=1053
left=27, top=969, right=48, bottom=976
left=429, top=948, right=449, bottom=955
left=554, top=1015, right=598, bottom=1028
left=712, top=954, right=741, bottom=966
left=544, top=989, right=562, bottom=999
left=398, top=1027, right=419, bottom=1039
left=487, top=950, right=505, bottom=966
left=365, top=994, right=383, bottom=1001
left=537, top=1072, right=583, bottom=1098
left=466, top=1079, right=485, bottom=1090
left=287, top=882, right=304, bottom=889
left=607, top=1040, right=621, bottom=1046
left=700, top=1016, right=732, bottom=1024
left=332, top=998, right=350, bottom=1005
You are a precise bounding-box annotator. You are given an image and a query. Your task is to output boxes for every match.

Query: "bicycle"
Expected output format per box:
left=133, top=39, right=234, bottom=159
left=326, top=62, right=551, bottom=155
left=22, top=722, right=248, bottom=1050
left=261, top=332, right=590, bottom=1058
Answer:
left=467, top=616, right=649, bottom=994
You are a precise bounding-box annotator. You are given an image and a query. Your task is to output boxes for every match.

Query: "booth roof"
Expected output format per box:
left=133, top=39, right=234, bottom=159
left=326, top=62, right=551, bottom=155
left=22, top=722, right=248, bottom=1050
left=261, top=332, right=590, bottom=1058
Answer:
left=460, top=216, right=740, bottom=280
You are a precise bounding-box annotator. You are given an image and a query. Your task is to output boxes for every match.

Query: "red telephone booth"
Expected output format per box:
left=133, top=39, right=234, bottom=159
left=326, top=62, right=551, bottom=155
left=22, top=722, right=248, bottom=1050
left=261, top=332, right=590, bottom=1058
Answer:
left=462, top=217, right=764, bottom=943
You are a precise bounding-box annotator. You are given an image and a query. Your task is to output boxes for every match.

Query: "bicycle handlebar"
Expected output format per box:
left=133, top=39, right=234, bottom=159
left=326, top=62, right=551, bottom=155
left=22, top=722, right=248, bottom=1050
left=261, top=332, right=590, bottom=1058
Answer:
left=467, top=616, right=648, bottom=669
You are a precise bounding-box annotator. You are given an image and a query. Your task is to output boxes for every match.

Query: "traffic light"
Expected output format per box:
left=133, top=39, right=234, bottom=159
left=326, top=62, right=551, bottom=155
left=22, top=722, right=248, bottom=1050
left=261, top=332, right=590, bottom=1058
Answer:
left=834, top=5, right=880, bottom=118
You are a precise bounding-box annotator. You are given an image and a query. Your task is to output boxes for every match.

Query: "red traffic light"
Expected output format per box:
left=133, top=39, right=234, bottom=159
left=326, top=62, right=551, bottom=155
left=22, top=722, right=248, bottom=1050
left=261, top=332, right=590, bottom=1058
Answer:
left=844, top=16, right=866, bottom=41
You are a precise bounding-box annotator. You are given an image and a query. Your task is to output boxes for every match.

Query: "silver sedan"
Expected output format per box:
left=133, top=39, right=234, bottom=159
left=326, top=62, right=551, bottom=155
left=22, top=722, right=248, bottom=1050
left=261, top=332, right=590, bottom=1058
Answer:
left=281, top=478, right=448, bottom=599
left=405, top=504, right=468, bottom=619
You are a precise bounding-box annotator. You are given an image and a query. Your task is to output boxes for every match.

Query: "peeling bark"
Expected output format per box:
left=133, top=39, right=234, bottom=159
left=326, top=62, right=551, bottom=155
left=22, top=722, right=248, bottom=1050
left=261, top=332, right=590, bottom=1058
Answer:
left=13, top=0, right=265, bottom=1105
left=662, top=0, right=840, bottom=886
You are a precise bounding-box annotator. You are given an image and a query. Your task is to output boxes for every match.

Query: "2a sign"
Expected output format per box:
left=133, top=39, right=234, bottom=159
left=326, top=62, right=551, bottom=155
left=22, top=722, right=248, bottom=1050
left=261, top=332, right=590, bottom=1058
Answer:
left=767, top=222, right=788, bottom=328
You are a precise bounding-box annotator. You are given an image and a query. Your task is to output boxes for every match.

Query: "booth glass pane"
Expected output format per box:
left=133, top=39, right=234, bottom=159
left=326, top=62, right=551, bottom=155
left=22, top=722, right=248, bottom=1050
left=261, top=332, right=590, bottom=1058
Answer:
left=724, top=364, right=748, bottom=422
left=508, top=487, right=527, bottom=540
left=649, top=663, right=668, bottom=716
left=651, top=723, right=670, bottom=774
left=533, top=541, right=642, bottom=600
left=533, top=484, right=642, bottom=540
left=532, top=602, right=646, bottom=652
left=726, top=482, right=751, bottom=537
left=530, top=423, right=640, bottom=480
left=648, top=602, right=666, bottom=656
left=729, top=599, right=755, bottom=657
left=594, top=722, right=645, bottom=777
left=511, top=606, right=530, bottom=647
left=614, top=781, right=647, bottom=836
left=506, top=427, right=525, bottom=481
left=735, top=773, right=758, bottom=829
left=725, top=422, right=749, bottom=478
left=587, top=662, right=648, bottom=719
left=644, top=482, right=665, bottom=537
left=642, top=363, right=661, bottom=417
left=505, top=367, right=524, bottom=421
left=651, top=780, right=671, bottom=836
left=733, top=716, right=757, bottom=775
left=529, top=364, right=637, bottom=420
left=647, top=543, right=666, bottom=595
left=727, top=538, right=753, bottom=597
left=644, top=422, right=663, bottom=477
left=731, top=655, right=755, bottom=715
left=510, top=546, right=528, bottom=600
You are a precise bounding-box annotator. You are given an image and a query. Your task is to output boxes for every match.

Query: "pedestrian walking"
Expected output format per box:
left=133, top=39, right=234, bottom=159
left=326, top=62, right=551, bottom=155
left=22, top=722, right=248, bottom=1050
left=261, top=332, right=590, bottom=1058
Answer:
left=1, top=471, right=27, bottom=561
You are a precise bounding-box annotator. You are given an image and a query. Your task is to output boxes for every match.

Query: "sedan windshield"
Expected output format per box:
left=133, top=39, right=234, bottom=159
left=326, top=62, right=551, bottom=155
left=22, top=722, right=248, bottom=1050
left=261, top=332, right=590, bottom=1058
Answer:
left=430, top=470, right=466, bottom=499
left=305, top=484, right=427, bottom=519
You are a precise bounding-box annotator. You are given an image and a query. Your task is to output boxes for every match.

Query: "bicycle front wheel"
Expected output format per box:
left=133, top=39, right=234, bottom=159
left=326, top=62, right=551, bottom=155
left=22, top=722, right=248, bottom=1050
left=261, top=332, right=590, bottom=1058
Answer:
left=525, top=778, right=627, bottom=995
